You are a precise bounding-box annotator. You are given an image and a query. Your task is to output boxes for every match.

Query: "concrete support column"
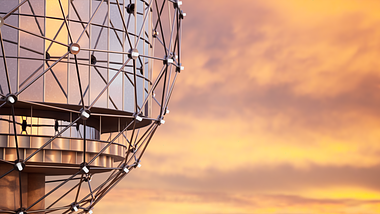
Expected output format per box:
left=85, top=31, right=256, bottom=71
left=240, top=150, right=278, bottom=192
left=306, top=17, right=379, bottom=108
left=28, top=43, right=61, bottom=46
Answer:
left=27, top=173, right=45, bottom=213
left=0, top=163, right=45, bottom=213
left=0, top=163, right=28, bottom=212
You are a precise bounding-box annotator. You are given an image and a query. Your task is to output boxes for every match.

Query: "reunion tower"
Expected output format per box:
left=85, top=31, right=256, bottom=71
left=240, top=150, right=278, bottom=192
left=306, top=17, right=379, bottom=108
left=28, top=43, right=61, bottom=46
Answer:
left=0, top=0, right=185, bottom=213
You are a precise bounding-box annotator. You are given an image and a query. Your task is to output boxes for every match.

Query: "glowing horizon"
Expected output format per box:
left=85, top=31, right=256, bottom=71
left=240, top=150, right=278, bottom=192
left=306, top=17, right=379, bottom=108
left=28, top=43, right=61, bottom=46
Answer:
left=97, top=0, right=380, bottom=213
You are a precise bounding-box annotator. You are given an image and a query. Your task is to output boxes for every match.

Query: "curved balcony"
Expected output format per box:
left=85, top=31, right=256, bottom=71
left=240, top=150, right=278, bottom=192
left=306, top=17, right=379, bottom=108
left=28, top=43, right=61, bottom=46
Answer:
left=0, top=133, right=127, bottom=175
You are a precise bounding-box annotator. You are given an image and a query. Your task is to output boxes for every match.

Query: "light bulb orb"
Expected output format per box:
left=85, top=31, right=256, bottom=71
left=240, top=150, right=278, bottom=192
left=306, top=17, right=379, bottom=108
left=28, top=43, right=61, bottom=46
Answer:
left=69, top=43, right=81, bottom=55
left=6, top=94, right=17, bottom=104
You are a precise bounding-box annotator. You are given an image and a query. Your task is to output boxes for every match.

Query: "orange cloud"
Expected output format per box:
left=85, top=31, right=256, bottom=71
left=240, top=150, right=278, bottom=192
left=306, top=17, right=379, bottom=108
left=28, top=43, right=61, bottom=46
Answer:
left=90, top=1, right=380, bottom=213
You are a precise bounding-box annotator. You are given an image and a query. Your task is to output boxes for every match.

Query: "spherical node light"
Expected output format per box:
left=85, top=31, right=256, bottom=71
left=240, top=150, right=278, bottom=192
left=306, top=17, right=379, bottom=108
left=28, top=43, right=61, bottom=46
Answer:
left=15, top=161, right=24, bottom=171
left=69, top=43, right=81, bottom=55
left=6, top=94, right=17, bottom=105
left=80, top=109, right=91, bottom=120
left=128, top=48, right=139, bottom=60
left=16, top=208, right=26, bottom=214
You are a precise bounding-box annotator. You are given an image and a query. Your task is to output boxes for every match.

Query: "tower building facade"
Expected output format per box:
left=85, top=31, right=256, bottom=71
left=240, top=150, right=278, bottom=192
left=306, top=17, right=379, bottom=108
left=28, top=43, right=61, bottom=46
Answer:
left=0, top=0, right=184, bottom=213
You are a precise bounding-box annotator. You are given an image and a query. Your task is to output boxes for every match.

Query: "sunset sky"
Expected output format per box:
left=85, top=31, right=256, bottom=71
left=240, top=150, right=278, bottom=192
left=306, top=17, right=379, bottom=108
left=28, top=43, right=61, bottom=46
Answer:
left=97, top=1, right=380, bottom=213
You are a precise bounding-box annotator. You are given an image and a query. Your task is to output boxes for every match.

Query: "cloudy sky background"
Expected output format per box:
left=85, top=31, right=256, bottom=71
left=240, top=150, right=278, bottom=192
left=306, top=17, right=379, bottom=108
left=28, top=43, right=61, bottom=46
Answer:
left=96, top=1, right=380, bottom=213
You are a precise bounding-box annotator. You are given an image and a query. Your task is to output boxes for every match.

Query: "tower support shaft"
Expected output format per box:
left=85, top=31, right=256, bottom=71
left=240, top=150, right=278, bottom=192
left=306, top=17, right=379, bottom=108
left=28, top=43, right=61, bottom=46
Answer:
left=0, top=163, right=45, bottom=213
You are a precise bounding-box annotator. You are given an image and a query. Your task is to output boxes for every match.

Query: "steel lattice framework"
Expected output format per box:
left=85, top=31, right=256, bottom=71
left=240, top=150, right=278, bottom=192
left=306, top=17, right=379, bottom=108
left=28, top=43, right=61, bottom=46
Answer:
left=0, top=0, right=185, bottom=213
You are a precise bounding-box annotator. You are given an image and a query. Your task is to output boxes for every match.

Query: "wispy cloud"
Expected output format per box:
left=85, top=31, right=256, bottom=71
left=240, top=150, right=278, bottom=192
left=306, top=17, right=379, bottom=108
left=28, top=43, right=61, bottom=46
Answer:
left=97, top=1, right=380, bottom=213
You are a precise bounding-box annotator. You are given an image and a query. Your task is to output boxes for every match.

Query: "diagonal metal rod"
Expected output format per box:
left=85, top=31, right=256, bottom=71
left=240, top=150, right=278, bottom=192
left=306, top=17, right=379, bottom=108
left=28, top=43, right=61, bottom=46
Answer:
left=24, top=116, right=80, bottom=163
left=87, top=119, right=134, bottom=165
left=139, top=54, right=166, bottom=61
left=177, top=11, right=182, bottom=65
left=172, top=11, right=181, bottom=65
left=74, top=174, right=84, bottom=204
left=93, top=66, right=119, bottom=107
left=125, top=123, right=155, bottom=162
left=21, top=100, right=79, bottom=114
left=155, top=0, right=168, bottom=56
left=0, top=101, right=7, bottom=108
left=0, top=167, right=15, bottom=180
left=128, top=121, right=137, bottom=157
left=134, top=123, right=158, bottom=153
left=83, top=120, right=87, bottom=163
left=78, top=170, right=122, bottom=204
left=109, top=94, right=119, bottom=109
left=26, top=170, right=82, bottom=211
left=88, top=58, right=131, bottom=109
left=46, top=183, right=81, bottom=209
left=91, top=173, right=126, bottom=207
left=87, top=180, right=95, bottom=206
left=46, top=20, right=66, bottom=52
left=159, top=65, right=169, bottom=117
left=74, top=55, right=86, bottom=108
left=133, top=0, right=153, bottom=49
left=153, top=0, right=166, bottom=31
left=46, top=61, right=68, bottom=98
left=164, top=71, right=178, bottom=110
left=133, top=59, right=138, bottom=113
left=77, top=85, right=89, bottom=106
left=167, top=8, right=178, bottom=54
left=94, top=172, right=124, bottom=200
left=125, top=126, right=158, bottom=164
left=4, top=23, right=69, bottom=48
left=164, top=65, right=173, bottom=106
left=115, top=0, right=133, bottom=49
left=27, top=0, right=44, bottom=36
left=109, top=20, right=124, bottom=47
left=153, top=96, right=161, bottom=107
left=154, top=0, right=168, bottom=56
left=70, top=1, right=90, bottom=39
left=76, top=0, right=105, bottom=43
left=18, top=64, right=43, bottom=88
left=3, top=38, right=44, bottom=56
left=153, top=35, right=168, bottom=52
left=167, top=0, right=172, bottom=38
left=137, top=125, right=158, bottom=160
left=133, top=129, right=140, bottom=149
left=11, top=105, right=20, bottom=161
left=92, top=11, right=108, bottom=55
left=58, top=0, right=74, bottom=43
left=137, top=64, right=166, bottom=115
left=125, top=123, right=158, bottom=166
left=3, top=0, right=28, bottom=19
left=16, top=52, right=69, bottom=96
left=0, top=30, right=12, bottom=94
left=178, top=13, right=183, bottom=64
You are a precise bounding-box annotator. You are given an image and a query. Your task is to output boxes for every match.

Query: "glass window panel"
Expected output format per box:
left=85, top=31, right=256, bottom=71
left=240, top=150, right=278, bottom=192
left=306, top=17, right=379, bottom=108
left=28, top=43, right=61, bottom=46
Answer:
left=68, top=64, right=89, bottom=106
left=45, top=0, right=68, bottom=57
left=0, top=116, right=10, bottom=134
left=18, top=58, right=44, bottom=102
left=0, top=57, right=9, bottom=95
left=90, top=63, right=108, bottom=108
left=124, top=72, right=135, bottom=112
left=45, top=63, right=68, bottom=103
